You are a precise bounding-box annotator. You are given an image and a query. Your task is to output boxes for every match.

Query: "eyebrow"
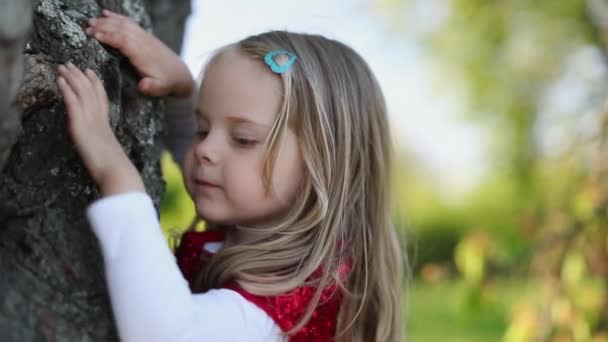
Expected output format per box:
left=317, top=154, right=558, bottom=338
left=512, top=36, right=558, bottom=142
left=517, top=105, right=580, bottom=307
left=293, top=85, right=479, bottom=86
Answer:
left=195, top=107, right=271, bottom=128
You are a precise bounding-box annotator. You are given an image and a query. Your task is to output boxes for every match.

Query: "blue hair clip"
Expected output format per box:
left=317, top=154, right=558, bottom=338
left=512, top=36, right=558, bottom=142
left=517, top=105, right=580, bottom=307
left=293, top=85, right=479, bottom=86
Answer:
left=264, top=50, right=297, bottom=74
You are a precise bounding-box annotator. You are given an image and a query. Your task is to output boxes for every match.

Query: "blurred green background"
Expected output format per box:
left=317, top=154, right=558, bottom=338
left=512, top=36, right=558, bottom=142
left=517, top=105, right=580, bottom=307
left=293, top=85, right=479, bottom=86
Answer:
left=160, top=0, right=608, bottom=340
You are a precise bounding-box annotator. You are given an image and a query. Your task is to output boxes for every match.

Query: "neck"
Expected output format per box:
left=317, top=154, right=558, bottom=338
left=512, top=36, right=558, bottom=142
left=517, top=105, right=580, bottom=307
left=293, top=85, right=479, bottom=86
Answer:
left=211, top=213, right=288, bottom=248
left=223, top=225, right=263, bottom=248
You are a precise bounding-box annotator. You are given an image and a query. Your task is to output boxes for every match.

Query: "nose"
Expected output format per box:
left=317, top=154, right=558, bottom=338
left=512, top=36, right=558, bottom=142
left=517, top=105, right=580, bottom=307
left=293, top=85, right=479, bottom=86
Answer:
left=193, top=133, right=219, bottom=165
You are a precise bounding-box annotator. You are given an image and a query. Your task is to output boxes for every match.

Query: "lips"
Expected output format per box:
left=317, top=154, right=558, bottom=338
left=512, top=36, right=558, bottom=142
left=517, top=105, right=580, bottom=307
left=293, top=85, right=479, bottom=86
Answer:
left=195, top=178, right=220, bottom=188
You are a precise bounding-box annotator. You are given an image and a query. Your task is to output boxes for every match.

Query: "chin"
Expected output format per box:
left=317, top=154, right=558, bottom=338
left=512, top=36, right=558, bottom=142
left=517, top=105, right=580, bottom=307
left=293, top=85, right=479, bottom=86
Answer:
left=195, top=204, right=232, bottom=225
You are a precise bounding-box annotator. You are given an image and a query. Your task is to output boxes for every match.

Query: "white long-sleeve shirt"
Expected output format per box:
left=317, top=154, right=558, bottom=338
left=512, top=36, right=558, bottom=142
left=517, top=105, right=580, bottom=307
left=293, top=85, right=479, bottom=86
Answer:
left=87, top=191, right=285, bottom=341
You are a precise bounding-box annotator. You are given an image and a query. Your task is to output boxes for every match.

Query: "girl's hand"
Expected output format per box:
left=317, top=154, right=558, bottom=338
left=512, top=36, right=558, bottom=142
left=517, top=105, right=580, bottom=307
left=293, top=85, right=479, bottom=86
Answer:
left=85, top=9, right=194, bottom=98
left=57, top=63, right=145, bottom=196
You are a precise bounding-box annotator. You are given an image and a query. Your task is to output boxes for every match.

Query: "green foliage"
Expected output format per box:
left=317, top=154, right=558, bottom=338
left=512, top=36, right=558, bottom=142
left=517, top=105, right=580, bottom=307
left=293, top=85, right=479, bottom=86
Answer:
left=406, top=278, right=517, bottom=341
left=159, top=152, right=202, bottom=250
left=432, top=0, right=594, bottom=192
left=379, top=0, right=608, bottom=338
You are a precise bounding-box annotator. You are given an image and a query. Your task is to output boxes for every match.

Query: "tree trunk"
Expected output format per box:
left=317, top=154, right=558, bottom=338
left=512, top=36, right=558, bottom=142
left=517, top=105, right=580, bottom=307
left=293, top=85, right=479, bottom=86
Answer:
left=0, top=0, right=190, bottom=340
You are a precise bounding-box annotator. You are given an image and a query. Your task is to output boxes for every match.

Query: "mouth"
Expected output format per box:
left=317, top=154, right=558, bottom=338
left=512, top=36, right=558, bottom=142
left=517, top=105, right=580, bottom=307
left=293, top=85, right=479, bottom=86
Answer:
left=195, top=179, right=220, bottom=188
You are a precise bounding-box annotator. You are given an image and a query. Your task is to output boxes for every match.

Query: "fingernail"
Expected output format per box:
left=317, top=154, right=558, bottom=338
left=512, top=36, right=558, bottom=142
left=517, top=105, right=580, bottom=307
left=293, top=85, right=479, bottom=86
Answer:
left=57, top=76, right=64, bottom=83
left=88, top=18, right=96, bottom=25
left=58, top=64, right=65, bottom=71
left=66, top=61, right=74, bottom=67
left=85, top=28, right=92, bottom=35
left=95, top=32, right=103, bottom=39
left=102, top=9, right=111, bottom=15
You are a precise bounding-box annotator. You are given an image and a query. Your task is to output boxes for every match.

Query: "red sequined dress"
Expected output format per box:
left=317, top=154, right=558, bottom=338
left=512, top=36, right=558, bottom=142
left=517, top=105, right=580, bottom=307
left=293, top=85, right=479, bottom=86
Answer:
left=175, top=230, right=347, bottom=341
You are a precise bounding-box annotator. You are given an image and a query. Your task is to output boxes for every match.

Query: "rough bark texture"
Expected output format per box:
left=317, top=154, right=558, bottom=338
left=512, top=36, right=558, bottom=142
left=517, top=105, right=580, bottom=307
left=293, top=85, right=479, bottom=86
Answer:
left=0, top=0, right=33, bottom=171
left=0, top=0, right=190, bottom=340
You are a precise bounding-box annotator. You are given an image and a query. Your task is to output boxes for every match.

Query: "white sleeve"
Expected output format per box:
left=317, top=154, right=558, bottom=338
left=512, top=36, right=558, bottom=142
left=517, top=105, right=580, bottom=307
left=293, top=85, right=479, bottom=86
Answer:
left=86, top=192, right=285, bottom=342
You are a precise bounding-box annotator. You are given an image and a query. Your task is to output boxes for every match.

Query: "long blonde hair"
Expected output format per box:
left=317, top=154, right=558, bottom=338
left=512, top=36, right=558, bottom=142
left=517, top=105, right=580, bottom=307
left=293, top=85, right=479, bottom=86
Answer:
left=194, top=31, right=405, bottom=342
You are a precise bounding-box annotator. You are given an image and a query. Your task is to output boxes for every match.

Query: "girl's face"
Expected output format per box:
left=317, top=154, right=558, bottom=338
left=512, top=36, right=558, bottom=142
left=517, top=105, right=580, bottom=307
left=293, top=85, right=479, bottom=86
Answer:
left=183, top=47, right=305, bottom=227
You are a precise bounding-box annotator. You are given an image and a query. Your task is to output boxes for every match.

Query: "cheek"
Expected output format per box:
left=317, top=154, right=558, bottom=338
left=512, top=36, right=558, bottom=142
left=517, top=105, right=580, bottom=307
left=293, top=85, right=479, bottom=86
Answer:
left=181, top=149, right=196, bottom=196
left=271, top=140, right=305, bottom=202
left=224, top=153, right=266, bottom=199
left=273, top=158, right=304, bottom=201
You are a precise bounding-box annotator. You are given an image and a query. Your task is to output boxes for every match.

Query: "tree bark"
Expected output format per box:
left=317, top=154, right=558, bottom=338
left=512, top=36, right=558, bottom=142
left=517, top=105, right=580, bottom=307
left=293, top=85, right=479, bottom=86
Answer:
left=0, top=0, right=33, bottom=171
left=0, top=0, right=190, bottom=340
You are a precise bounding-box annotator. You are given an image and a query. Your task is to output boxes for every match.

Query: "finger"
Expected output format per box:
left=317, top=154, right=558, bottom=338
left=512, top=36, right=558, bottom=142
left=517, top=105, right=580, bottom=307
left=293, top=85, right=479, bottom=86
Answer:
left=102, top=9, right=127, bottom=19
left=86, top=23, right=134, bottom=52
left=138, top=77, right=164, bottom=96
left=86, top=18, right=122, bottom=39
left=87, top=19, right=139, bottom=54
left=96, top=31, right=143, bottom=66
left=85, top=69, right=105, bottom=100
left=89, top=14, right=140, bottom=38
left=85, top=69, right=109, bottom=118
left=57, top=76, right=82, bottom=122
left=87, top=16, right=123, bottom=33
left=57, top=64, right=86, bottom=99
left=58, top=63, right=85, bottom=99
left=64, top=63, right=97, bottom=113
left=93, top=31, right=130, bottom=50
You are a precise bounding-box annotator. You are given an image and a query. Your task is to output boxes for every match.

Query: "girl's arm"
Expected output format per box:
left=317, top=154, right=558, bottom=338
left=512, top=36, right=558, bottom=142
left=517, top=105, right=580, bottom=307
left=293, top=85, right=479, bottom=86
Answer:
left=56, top=63, right=283, bottom=342
left=56, top=64, right=144, bottom=197
left=86, top=9, right=197, bottom=169
left=87, top=192, right=283, bottom=341
left=86, top=10, right=194, bottom=98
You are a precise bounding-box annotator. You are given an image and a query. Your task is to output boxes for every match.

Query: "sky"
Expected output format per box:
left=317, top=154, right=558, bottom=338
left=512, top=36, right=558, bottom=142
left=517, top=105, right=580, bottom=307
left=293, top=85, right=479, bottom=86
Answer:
left=179, top=0, right=488, bottom=196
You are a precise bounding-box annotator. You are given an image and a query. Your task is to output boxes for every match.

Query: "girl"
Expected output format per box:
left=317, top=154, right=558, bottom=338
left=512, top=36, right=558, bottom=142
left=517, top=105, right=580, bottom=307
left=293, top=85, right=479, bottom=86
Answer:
left=56, top=9, right=404, bottom=342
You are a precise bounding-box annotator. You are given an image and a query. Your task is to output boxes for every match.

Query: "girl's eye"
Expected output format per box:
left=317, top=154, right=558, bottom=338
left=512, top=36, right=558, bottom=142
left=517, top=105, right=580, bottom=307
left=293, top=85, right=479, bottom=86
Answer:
left=232, top=137, right=258, bottom=147
left=195, top=130, right=208, bottom=139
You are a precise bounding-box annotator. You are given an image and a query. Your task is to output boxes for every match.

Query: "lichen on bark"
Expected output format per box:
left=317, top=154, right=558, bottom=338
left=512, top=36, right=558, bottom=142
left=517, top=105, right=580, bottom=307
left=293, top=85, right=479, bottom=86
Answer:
left=0, top=0, right=190, bottom=340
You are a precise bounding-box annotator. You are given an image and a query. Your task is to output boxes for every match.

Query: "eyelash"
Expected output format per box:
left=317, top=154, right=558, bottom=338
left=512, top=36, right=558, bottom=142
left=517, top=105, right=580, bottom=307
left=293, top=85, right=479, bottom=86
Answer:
left=195, top=130, right=258, bottom=148
left=195, top=130, right=208, bottom=140
left=232, top=138, right=258, bottom=147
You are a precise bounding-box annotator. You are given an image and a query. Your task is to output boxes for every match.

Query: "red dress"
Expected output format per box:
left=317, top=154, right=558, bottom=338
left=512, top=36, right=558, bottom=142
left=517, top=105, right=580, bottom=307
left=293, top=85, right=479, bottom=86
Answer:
left=174, top=231, right=347, bottom=341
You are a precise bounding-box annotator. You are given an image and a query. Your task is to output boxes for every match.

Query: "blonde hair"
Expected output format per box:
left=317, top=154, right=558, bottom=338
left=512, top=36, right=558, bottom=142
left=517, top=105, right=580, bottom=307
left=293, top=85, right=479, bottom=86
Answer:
left=194, top=31, right=405, bottom=342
